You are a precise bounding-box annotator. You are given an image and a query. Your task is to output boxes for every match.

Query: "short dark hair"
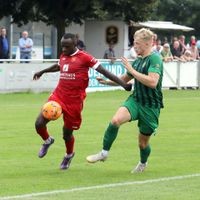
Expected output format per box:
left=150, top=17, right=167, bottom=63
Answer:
left=62, top=33, right=76, bottom=40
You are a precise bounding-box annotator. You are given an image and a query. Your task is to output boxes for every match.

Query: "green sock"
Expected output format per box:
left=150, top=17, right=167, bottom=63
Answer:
left=140, top=145, right=151, bottom=163
left=103, top=123, right=119, bottom=151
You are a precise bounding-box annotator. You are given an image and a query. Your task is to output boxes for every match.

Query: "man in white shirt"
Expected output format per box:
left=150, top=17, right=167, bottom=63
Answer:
left=18, top=31, right=33, bottom=63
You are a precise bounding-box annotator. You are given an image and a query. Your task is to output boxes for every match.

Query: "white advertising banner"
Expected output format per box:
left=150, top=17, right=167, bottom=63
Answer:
left=162, top=61, right=179, bottom=88
left=179, top=61, right=198, bottom=87
left=0, top=60, right=199, bottom=93
left=0, top=60, right=127, bottom=93
left=0, top=62, right=59, bottom=93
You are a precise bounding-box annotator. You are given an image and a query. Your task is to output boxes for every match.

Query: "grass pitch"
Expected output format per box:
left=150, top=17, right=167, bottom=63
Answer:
left=0, top=90, right=200, bottom=200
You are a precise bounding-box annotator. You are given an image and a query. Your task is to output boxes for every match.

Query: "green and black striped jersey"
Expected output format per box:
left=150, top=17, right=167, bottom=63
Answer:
left=127, top=52, right=164, bottom=108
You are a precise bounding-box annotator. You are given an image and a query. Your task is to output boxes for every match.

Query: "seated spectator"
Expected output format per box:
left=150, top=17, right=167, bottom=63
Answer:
left=160, top=43, right=173, bottom=62
left=103, top=43, right=116, bottom=63
left=171, top=40, right=183, bottom=60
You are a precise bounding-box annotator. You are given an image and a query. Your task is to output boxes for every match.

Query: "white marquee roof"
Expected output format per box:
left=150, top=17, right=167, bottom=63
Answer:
left=133, top=21, right=194, bottom=32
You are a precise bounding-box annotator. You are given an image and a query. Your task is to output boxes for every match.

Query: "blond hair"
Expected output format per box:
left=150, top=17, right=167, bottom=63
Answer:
left=134, top=28, right=154, bottom=42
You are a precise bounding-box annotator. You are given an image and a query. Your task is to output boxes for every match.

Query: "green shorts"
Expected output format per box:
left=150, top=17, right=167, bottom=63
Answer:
left=122, top=95, right=161, bottom=135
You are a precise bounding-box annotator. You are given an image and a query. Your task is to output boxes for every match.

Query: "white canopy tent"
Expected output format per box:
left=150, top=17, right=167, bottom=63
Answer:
left=132, top=21, right=194, bottom=32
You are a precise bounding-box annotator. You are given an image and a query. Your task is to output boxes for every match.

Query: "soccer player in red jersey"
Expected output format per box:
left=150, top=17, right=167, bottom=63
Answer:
left=33, top=33, right=132, bottom=170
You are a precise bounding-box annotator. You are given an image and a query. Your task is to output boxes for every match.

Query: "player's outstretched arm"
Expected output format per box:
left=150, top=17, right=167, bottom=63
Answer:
left=95, top=65, right=132, bottom=91
left=33, top=64, right=60, bottom=80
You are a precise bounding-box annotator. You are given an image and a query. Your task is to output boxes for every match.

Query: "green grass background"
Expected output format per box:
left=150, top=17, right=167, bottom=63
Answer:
left=0, top=90, right=200, bottom=199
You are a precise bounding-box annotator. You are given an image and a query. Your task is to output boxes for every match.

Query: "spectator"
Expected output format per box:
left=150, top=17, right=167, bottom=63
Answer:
left=178, top=35, right=187, bottom=54
left=18, top=31, right=33, bottom=63
left=197, top=40, right=200, bottom=57
left=75, top=34, right=86, bottom=50
left=103, top=43, right=116, bottom=63
left=171, top=40, right=182, bottom=60
left=0, top=27, right=9, bottom=61
left=152, top=39, right=163, bottom=54
left=188, top=40, right=199, bottom=60
left=152, top=34, right=158, bottom=51
left=189, top=35, right=196, bottom=47
left=180, top=50, right=194, bottom=62
left=160, top=43, right=173, bottom=62
left=162, top=36, right=168, bottom=45
left=152, top=33, right=158, bottom=47
left=172, top=36, right=178, bottom=42
left=127, top=45, right=137, bottom=59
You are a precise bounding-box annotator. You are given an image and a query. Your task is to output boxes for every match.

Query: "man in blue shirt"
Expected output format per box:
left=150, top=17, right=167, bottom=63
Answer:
left=0, top=27, right=9, bottom=61
left=103, top=43, right=116, bottom=64
left=18, top=31, right=33, bottom=63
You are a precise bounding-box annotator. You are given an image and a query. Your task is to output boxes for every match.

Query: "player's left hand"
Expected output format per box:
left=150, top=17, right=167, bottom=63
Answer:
left=96, top=76, right=107, bottom=84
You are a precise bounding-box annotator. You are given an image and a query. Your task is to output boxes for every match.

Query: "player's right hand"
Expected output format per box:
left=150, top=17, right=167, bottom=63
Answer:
left=33, top=72, right=43, bottom=80
left=124, top=83, right=132, bottom=91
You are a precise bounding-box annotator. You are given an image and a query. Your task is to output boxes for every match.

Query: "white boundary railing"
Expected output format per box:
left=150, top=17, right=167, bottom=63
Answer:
left=0, top=59, right=199, bottom=93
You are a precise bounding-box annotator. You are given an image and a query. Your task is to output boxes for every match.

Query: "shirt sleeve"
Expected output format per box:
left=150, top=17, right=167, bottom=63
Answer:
left=29, top=38, right=33, bottom=46
left=84, top=52, right=100, bottom=69
left=148, top=54, right=163, bottom=75
left=18, top=38, right=23, bottom=48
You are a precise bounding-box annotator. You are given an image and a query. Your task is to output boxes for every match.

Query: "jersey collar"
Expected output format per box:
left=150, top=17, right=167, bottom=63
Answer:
left=70, top=48, right=79, bottom=56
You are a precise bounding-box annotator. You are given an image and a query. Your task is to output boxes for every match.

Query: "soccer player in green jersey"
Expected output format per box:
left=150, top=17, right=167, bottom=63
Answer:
left=86, top=28, right=164, bottom=173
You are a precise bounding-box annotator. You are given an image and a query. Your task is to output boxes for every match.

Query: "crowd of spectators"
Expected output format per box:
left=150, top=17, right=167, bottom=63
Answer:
left=152, top=34, right=200, bottom=62
left=127, top=33, right=200, bottom=62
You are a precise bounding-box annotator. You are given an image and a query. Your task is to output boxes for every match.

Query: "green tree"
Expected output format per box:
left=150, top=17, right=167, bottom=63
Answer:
left=151, top=0, right=200, bottom=37
left=0, top=0, right=158, bottom=57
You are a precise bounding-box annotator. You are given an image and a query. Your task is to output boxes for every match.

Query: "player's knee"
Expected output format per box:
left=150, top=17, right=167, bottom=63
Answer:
left=63, top=134, right=72, bottom=142
left=111, top=116, right=121, bottom=127
left=138, top=143, right=145, bottom=149
left=138, top=141, right=148, bottom=149
left=35, top=117, right=45, bottom=129
left=62, top=126, right=73, bottom=141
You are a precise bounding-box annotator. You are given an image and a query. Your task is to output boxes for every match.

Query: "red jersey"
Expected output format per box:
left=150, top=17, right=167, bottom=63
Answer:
left=53, top=49, right=100, bottom=100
